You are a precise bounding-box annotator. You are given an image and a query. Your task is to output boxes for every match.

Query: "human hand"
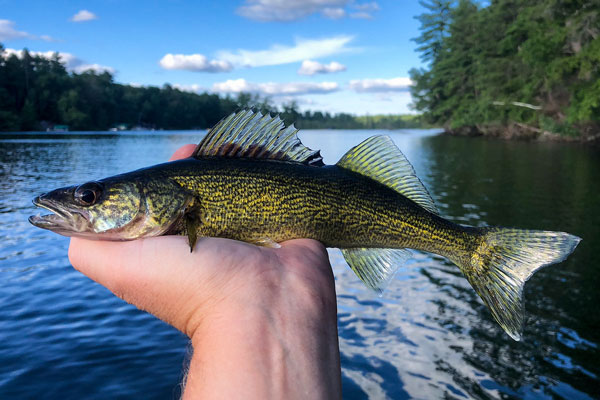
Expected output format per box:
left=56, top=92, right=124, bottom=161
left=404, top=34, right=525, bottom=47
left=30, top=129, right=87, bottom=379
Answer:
left=68, top=144, right=342, bottom=399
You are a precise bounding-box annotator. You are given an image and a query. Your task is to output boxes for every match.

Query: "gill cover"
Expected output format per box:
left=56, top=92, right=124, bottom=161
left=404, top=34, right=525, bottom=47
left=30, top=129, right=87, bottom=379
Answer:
left=85, top=180, right=142, bottom=234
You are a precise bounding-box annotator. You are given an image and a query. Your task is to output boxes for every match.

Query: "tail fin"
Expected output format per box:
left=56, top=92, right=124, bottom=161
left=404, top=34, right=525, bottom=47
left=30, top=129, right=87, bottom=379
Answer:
left=460, top=228, right=580, bottom=341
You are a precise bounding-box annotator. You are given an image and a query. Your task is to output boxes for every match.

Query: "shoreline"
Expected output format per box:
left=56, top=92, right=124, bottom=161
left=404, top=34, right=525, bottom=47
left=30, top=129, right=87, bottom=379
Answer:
left=444, top=123, right=600, bottom=143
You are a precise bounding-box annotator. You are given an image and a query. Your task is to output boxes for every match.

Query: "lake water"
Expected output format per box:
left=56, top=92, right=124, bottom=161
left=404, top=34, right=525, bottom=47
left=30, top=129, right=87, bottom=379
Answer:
left=0, top=129, right=598, bottom=399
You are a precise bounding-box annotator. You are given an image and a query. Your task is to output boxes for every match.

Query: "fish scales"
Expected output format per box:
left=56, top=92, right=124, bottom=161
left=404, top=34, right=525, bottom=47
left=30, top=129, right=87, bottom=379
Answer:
left=30, top=109, right=581, bottom=340
left=162, top=157, right=470, bottom=253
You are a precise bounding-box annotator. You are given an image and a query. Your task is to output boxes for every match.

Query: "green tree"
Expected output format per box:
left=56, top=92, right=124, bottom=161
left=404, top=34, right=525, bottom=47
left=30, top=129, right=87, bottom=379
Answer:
left=410, top=0, right=600, bottom=138
left=58, top=89, right=87, bottom=129
left=409, top=0, right=455, bottom=125
left=1, top=42, right=430, bottom=132
left=413, top=0, right=454, bottom=63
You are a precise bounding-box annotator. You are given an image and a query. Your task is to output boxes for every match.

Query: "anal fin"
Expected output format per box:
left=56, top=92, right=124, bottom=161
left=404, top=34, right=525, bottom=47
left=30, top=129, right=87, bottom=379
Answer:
left=341, top=248, right=411, bottom=294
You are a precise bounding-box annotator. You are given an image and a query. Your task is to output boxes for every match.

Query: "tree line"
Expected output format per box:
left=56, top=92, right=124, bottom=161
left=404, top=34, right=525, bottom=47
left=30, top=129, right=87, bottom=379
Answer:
left=0, top=44, right=426, bottom=132
left=410, top=0, right=599, bottom=139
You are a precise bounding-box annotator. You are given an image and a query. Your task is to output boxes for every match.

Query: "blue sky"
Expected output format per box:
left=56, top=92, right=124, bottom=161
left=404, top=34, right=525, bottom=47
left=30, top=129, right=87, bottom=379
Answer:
left=0, top=0, right=427, bottom=115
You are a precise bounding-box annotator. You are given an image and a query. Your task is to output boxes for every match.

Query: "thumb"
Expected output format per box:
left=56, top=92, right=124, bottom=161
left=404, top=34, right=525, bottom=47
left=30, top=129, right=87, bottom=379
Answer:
left=169, top=144, right=197, bottom=161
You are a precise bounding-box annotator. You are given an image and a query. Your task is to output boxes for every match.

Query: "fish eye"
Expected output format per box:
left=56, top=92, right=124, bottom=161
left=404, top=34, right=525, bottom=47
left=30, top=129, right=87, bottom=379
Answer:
left=74, top=182, right=103, bottom=206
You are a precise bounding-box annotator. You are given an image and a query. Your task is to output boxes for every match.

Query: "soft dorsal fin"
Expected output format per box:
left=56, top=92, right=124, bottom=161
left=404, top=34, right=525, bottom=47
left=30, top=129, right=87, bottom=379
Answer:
left=336, top=135, right=439, bottom=214
left=192, top=109, right=324, bottom=166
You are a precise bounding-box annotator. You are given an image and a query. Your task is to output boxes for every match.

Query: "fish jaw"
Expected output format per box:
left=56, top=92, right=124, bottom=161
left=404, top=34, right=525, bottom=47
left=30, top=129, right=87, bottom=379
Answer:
left=29, top=191, right=94, bottom=237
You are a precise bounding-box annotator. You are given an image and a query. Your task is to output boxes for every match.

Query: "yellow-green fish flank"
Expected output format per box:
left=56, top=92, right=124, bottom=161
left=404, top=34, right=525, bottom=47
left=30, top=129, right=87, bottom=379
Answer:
left=160, top=158, right=476, bottom=254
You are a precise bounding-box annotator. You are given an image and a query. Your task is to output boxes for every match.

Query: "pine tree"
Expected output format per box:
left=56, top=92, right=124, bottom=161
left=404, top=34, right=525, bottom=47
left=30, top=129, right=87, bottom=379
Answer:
left=410, top=0, right=599, bottom=138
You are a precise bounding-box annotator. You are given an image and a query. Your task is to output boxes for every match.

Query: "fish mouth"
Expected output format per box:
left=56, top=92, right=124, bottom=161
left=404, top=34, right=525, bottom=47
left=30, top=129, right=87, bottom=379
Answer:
left=29, top=196, right=89, bottom=234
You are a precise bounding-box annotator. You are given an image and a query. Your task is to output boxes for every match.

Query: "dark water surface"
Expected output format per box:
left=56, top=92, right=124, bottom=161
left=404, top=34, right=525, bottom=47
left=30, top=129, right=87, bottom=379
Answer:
left=0, top=130, right=598, bottom=399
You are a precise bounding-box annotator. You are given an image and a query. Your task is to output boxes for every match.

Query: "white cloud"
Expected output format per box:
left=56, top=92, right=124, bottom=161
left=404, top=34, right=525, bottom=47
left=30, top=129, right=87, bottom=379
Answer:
left=349, top=1, right=379, bottom=18
left=72, top=63, right=114, bottom=74
left=237, top=0, right=347, bottom=22
left=349, top=77, right=413, bottom=93
left=172, top=83, right=205, bottom=93
left=297, top=60, right=346, bottom=75
left=212, top=78, right=339, bottom=96
left=2, top=48, right=114, bottom=74
left=321, top=7, right=346, bottom=19
left=159, top=53, right=233, bottom=73
left=160, top=36, right=354, bottom=74
left=218, top=36, right=355, bottom=68
left=300, top=90, right=415, bottom=115
left=0, top=19, right=30, bottom=41
left=353, top=2, right=380, bottom=12
left=236, top=0, right=379, bottom=21
left=349, top=2, right=379, bottom=19
left=70, top=10, right=98, bottom=22
left=0, top=19, right=54, bottom=42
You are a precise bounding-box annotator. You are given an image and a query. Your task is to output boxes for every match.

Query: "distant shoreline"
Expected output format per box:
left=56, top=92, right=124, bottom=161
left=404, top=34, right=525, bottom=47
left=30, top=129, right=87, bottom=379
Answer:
left=0, top=126, right=444, bottom=135
left=443, top=123, right=600, bottom=143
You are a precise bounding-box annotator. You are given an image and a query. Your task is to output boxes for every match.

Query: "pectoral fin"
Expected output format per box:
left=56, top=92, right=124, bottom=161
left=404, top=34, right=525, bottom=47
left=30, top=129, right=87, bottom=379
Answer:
left=183, top=199, right=203, bottom=252
left=185, top=214, right=199, bottom=252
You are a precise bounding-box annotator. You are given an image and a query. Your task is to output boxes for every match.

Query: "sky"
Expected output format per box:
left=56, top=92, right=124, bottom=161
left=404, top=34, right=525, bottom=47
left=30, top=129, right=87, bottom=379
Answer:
left=0, top=0, right=427, bottom=115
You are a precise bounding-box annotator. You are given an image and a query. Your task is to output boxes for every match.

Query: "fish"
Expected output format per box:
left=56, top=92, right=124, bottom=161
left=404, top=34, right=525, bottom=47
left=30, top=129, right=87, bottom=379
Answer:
left=30, top=109, right=581, bottom=341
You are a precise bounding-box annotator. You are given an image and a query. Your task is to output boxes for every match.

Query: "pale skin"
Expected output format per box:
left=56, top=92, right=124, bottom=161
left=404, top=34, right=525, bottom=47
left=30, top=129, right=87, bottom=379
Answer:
left=68, top=144, right=343, bottom=399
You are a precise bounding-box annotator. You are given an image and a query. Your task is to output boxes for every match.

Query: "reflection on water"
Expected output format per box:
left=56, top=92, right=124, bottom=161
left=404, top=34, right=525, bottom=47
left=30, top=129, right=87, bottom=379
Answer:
left=0, top=130, right=598, bottom=399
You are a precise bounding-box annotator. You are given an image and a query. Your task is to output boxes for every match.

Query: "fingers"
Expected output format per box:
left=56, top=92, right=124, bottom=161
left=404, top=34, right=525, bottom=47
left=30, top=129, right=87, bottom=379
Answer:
left=275, top=239, right=335, bottom=300
left=278, top=239, right=329, bottom=269
left=169, top=144, right=197, bottom=161
left=280, top=238, right=327, bottom=256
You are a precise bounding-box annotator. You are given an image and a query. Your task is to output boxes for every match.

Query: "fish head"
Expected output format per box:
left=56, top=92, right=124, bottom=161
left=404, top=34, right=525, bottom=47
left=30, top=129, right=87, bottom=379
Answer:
left=30, top=179, right=151, bottom=239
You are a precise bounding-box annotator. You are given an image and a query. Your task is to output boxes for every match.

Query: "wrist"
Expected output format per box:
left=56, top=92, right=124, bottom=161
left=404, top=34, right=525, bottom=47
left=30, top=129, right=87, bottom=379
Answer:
left=184, top=271, right=341, bottom=399
left=186, top=250, right=338, bottom=344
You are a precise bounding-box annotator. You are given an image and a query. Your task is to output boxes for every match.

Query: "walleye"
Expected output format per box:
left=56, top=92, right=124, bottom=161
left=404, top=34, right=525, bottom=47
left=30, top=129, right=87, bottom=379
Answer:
left=30, top=110, right=581, bottom=340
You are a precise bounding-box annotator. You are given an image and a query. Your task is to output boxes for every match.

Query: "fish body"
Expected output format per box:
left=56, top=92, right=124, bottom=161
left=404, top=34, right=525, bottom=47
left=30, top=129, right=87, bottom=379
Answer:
left=99, top=157, right=473, bottom=253
left=30, top=110, right=581, bottom=340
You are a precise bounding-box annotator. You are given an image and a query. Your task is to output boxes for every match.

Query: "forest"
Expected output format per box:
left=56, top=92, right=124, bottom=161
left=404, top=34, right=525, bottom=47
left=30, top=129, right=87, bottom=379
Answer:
left=410, top=0, right=599, bottom=139
left=0, top=44, right=425, bottom=132
left=3, top=1, right=596, bottom=137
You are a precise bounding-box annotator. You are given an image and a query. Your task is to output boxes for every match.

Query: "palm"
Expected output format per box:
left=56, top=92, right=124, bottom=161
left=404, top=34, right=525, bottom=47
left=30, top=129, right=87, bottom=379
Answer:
left=69, top=236, right=332, bottom=337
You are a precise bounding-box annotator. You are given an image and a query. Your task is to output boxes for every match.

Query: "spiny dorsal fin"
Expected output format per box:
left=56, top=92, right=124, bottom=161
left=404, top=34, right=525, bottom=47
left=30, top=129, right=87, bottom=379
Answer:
left=192, top=110, right=324, bottom=166
left=336, top=135, right=438, bottom=215
left=341, top=248, right=411, bottom=294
